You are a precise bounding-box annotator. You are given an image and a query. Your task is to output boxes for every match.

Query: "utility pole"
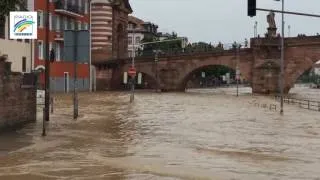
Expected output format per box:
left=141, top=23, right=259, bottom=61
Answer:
left=154, top=49, right=159, bottom=92
left=73, top=31, right=79, bottom=119
left=236, top=44, right=240, bottom=97
left=44, top=0, right=50, bottom=122
left=254, top=21, right=258, bottom=37
left=280, top=0, right=285, bottom=115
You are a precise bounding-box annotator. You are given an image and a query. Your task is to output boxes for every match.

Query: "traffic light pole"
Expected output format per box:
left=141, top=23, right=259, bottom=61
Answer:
left=256, top=8, right=320, bottom=18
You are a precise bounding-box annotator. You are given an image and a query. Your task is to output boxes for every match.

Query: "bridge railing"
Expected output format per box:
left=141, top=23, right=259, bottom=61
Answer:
left=275, top=95, right=320, bottom=112
left=135, top=41, right=250, bottom=59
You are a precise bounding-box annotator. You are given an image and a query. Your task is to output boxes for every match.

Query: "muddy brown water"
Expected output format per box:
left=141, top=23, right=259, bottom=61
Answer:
left=0, top=87, right=319, bottom=180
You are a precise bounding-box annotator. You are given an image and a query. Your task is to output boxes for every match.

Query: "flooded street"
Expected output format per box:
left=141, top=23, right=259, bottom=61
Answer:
left=0, top=87, right=320, bottom=180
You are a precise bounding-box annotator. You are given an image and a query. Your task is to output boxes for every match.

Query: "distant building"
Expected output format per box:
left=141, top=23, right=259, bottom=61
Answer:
left=127, top=16, right=158, bottom=57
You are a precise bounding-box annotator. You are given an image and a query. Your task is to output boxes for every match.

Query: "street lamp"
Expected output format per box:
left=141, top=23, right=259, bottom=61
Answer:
left=254, top=21, right=258, bottom=37
left=130, top=25, right=136, bottom=103
left=275, top=0, right=285, bottom=115
left=153, top=49, right=160, bottom=92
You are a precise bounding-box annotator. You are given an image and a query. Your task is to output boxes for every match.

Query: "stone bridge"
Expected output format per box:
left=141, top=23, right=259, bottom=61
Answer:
left=93, top=36, right=320, bottom=94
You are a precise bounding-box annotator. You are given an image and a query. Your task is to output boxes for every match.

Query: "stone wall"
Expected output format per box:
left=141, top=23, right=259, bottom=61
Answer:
left=0, top=56, right=36, bottom=132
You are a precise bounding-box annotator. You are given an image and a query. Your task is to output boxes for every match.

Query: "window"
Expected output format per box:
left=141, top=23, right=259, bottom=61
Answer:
left=107, top=36, right=111, bottom=41
left=38, top=40, right=44, bottom=59
left=0, top=17, right=5, bottom=39
left=71, top=20, right=75, bottom=30
left=77, top=21, right=81, bottom=30
left=56, top=15, right=60, bottom=32
left=25, top=39, right=30, bottom=43
left=49, top=13, right=52, bottom=30
left=55, top=42, right=61, bottom=61
left=84, top=23, right=88, bottom=30
left=85, top=0, right=88, bottom=14
left=22, top=57, right=26, bottom=72
left=128, top=50, right=132, bottom=57
left=135, top=36, right=141, bottom=44
left=38, top=11, right=43, bottom=28
left=17, top=39, right=22, bottom=42
left=64, top=17, right=68, bottom=30
left=128, top=36, right=132, bottom=45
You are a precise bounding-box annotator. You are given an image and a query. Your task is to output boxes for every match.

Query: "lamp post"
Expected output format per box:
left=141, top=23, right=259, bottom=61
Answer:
left=254, top=21, right=258, bottom=37
left=44, top=0, right=50, bottom=122
left=130, top=26, right=136, bottom=103
left=236, top=44, right=241, bottom=97
left=154, top=49, right=159, bottom=92
left=275, top=0, right=285, bottom=115
left=89, top=0, right=92, bottom=92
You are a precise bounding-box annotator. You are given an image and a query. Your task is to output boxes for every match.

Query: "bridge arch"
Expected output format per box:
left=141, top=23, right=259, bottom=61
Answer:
left=178, top=65, right=236, bottom=90
left=135, top=71, right=159, bottom=89
left=172, top=56, right=252, bottom=91
left=285, top=48, right=320, bottom=93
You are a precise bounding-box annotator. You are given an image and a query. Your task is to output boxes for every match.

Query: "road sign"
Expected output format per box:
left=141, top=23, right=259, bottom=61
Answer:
left=128, top=67, right=136, bottom=77
left=236, top=69, right=241, bottom=80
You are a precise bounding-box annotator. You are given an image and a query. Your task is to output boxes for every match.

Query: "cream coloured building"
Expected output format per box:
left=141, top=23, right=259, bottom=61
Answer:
left=0, top=1, right=34, bottom=73
left=0, top=16, right=33, bottom=73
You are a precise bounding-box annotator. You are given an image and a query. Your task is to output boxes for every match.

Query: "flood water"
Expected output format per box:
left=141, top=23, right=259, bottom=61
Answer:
left=0, top=86, right=320, bottom=180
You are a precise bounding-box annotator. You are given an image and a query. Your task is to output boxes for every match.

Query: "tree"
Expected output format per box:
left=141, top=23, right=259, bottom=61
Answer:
left=138, top=31, right=183, bottom=56
left=0, top=0, right=26, bottom=37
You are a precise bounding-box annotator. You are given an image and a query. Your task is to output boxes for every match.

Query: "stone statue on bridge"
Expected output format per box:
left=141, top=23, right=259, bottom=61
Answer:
left=267, top=11, right=276, bottom=29
left=267, top=11, right=277, bottom=38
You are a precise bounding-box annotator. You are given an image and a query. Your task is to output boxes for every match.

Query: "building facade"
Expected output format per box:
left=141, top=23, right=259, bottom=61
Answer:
left=127, top=16, right=158, bottom=57
left=91, top=0, right=132, bottom=63
left=34, top=0, right=90, bottom=92
left=91, top=0, right=132, bottom=91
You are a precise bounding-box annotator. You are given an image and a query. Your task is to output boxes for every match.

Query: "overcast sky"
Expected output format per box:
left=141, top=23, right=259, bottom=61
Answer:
left=130, top=0, right=320, bottom=44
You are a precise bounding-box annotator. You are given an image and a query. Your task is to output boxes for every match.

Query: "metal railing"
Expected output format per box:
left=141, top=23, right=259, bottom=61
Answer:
left=134, top=41, right=250, bottom=58
left=275, top=95, right=320, bottom=112
left=54, top=0, right=85, bottom=15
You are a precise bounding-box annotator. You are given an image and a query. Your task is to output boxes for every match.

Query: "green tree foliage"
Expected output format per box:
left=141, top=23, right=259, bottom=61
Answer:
left=138, top=31, right=183, bottom=56
left=297, top=68, right=320, bottom=84
left=0, top=0, right=26, bottom=30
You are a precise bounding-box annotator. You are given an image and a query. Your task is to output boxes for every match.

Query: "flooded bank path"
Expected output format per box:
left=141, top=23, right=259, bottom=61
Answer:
left=0, top=87, right=320, bottom=180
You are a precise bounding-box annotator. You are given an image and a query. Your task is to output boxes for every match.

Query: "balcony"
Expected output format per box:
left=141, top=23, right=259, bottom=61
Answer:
left=54, top=0, right=84, bottom=18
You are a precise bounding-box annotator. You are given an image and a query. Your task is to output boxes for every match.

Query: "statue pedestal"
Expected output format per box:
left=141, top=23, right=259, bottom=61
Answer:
left=267, top=27, right=277, bottom=38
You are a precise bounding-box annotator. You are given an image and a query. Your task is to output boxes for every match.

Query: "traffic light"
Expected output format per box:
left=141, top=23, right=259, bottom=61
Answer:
left=248, top=0, right=256, bottom=17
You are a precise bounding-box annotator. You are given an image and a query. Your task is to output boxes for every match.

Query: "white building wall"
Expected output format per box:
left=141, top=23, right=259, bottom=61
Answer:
left=0, top=16, right=32, bottom=73
left=314, top=68, right=320, bottom=75
left=128, top=32, right=144, bottom=57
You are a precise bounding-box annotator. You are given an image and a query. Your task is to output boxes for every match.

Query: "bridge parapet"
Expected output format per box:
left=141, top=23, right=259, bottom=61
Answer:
left=251, top=35, right=320, bottom=47
left=131, top=48, right=253, bottom=63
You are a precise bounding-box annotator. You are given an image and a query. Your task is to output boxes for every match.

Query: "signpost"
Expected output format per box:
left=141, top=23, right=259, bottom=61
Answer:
left=129, top=66, right=136, bottom=103
left=128, top=66, right=137, bottom=77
